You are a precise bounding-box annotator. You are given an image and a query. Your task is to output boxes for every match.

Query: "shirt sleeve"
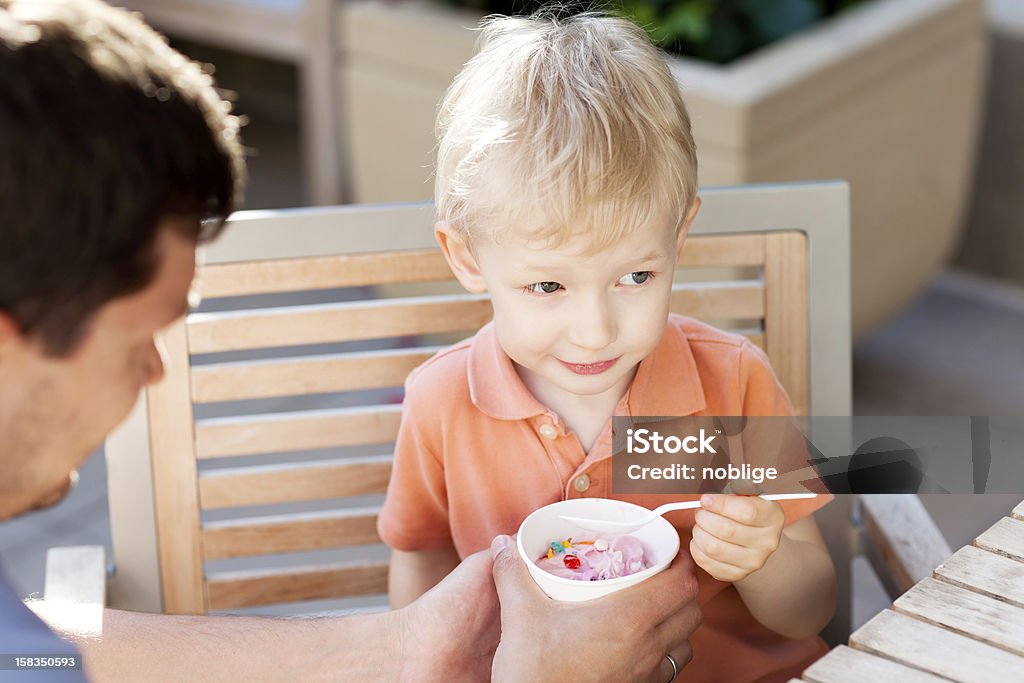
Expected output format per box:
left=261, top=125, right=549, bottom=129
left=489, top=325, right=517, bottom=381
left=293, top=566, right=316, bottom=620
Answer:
left=0, top=576, right=90, bottom=682
left=738, top=340, right=834, bottom=523
left=376, top=370, right=456, bottom=552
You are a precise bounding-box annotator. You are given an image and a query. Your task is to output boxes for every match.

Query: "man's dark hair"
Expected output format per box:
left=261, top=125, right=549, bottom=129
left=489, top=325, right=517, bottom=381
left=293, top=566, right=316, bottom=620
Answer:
left=0, top=0, right=245, bottom=356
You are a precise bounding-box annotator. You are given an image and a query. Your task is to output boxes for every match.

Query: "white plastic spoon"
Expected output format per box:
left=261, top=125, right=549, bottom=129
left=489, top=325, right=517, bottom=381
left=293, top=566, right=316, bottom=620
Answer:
left=559, top=493, right=818, bottom=534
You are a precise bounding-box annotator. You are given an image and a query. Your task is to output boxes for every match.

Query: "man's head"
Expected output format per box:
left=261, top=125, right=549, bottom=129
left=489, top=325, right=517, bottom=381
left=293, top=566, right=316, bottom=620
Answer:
left=434, top=13, right=699, bottom=409
left=0, top=0, right=244, bottom=520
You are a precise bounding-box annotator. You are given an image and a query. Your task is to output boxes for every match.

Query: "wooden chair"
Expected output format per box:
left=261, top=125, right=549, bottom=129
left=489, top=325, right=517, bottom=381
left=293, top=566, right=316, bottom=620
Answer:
left=53, top=181, right=869, bottom=640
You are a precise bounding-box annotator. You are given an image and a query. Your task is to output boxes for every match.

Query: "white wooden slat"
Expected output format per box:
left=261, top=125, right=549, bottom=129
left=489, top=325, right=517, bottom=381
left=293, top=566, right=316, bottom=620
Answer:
left=197, top=249, right=455, bottom=298
left=934, top=544, right=1024, bottom=608
left=802, top=644, right=947, bottom=683
left=195, top=404, right=402, bottom=459
left=974, top=517, right=1024, bottom=563
left=186, top=295, right=493, bottom=353
left=198, top=456, right=392, bottom=510
left=893, top=578, right=1024, bottom=656
left=859, top=494, right=952, bottom=597
left=668, top=281, right=764, bottom=319
left=202, top=508, right=381, bottom=560
left=206, top=561, right=388, bottom=610
left=678, top=233, right=765, bottom=267
left=191, top=347, right=440, bottom=403
left=850, top=609, right=1024, bottom=682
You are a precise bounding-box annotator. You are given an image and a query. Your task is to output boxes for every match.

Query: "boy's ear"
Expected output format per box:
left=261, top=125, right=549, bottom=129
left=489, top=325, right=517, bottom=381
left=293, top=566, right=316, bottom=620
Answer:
left=676, top=196, right=702, bottom=256
left=435, top=222, right=487, bottom=293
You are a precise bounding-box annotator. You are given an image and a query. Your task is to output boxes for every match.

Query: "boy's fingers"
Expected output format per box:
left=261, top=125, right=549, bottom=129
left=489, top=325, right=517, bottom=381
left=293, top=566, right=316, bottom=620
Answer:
left=701, top=494, right=770, bottom=525
left=689, top=539, right=746, bottom=582
left=694, top=509, right=764, bottom=547
left=691, top=525, right=759, bottom=567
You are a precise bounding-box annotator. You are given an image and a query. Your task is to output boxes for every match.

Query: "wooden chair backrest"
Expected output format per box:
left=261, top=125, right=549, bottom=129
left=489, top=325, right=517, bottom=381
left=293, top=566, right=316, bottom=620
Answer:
left=105, top=183, right=852, bottom=620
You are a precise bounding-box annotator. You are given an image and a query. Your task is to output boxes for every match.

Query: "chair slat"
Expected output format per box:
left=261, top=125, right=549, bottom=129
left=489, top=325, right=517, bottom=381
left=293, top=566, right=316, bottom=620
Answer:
left=206, top=562, right=389, bottom=610
left=197, top=249, right=455, bottom=298
left=196, top=235, right=766, bottom=299
left=198, top=456, right=392, bottom=510
left=764, top=232, right=809, bottom=415
left=668, top=282, right=764, bottom=320
left=148, top=319, right=206, bottom=614
left=202, top=508, right=382, bottom=559
left=195, top=405, right=402, bottom=459
left=678, top=233, right=765, bottom=267
left=186, top=295, right=493, bottom=354
left=191, top=347, right=440, bottom=403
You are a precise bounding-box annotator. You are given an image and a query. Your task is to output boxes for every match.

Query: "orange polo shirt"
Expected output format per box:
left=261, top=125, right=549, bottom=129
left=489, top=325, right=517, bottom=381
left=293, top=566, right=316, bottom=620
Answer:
left=379, top=314, right=832, bottom=682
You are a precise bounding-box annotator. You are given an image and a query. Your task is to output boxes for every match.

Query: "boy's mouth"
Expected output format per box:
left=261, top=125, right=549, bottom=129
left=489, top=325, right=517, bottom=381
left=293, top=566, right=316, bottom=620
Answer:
left=559, top=357, right=620, bottom=375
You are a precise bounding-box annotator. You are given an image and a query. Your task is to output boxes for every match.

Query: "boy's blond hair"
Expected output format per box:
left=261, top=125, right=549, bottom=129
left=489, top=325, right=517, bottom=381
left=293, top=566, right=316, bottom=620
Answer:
left=435, top=12, right=697, bottom=252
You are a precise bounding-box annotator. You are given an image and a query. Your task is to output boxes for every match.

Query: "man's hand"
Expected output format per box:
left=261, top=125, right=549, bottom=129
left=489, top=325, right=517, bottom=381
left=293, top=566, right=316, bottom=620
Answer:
left=399, top=550, right=500, bottom=681
left=490, top=535, right=700, bottom=683
left=690, top=493, right=785, bottom=583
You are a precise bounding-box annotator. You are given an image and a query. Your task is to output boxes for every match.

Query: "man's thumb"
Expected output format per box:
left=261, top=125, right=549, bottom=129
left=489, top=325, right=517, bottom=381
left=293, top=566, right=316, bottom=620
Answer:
left=490, top=534, right=512, bottom=559
left=490, top=534, right=533, bottom=600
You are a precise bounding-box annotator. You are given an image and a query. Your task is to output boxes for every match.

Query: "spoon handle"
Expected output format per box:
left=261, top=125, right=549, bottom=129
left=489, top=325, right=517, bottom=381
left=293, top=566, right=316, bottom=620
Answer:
left=651, top=492, right=817, bottom=519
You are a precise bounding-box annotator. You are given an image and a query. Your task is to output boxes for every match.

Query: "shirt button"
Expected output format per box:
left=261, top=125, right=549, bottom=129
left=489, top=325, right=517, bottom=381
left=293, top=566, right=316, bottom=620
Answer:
left=573, top=474, right=591, bottom=493
left=539, top=423, right=558, bottom=440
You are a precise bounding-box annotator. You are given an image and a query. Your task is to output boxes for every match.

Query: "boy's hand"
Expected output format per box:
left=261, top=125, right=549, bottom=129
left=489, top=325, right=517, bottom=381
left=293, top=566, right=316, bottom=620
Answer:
left=690, top=493, right=785, bottom=583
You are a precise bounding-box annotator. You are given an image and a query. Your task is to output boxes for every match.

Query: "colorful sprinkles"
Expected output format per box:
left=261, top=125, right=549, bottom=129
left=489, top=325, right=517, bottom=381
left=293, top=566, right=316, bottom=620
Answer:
left=540, top=537, right=593, bottom=564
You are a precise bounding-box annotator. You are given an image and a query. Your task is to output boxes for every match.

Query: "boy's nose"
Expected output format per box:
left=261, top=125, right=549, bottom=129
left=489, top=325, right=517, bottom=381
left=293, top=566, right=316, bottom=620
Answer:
left=567, top=296, right=617, bottom=351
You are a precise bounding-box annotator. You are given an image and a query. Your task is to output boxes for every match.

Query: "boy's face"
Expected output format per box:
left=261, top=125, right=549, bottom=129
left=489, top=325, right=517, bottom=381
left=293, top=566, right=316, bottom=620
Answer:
left=440, top=201, right=699, bottom=409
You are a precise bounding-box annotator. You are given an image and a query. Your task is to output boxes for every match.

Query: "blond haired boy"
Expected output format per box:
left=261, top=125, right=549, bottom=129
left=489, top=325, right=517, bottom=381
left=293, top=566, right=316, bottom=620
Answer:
left=378, top=13, right=836, bottom=682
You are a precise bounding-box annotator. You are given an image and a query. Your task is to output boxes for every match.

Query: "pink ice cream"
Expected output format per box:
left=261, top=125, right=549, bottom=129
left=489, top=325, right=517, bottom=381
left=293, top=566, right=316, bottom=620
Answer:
left=534, top=534, right=653, bottom=581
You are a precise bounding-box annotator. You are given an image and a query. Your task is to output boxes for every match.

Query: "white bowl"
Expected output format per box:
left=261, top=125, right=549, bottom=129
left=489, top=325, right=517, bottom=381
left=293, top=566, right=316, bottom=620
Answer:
left=516, top=498, right=680, bottom=602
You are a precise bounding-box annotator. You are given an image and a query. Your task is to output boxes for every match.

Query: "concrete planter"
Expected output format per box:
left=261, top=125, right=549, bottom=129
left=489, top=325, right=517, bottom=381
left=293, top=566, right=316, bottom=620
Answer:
left=956, top=0, right=1024, bottom=285
left=338, top=0, right=987, bottom=338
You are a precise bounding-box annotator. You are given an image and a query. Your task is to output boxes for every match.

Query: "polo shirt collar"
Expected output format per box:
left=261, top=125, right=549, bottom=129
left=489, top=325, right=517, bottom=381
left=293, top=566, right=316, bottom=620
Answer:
left=467, top=317, right=707, bottom=421
left=624, top=318, right=707, bottom=417
left=468, top=323, right=550, bottom=420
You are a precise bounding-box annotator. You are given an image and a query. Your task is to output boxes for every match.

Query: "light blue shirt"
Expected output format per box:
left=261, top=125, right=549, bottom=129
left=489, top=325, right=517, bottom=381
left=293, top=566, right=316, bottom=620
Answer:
left=0, top=571, right=89, bottom=682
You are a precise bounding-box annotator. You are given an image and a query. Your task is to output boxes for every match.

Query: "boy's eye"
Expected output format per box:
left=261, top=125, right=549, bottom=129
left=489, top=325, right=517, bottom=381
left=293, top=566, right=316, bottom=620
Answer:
left=526, top=281, right=563, bottom=295
left=619, top=271, right=653, bottom=286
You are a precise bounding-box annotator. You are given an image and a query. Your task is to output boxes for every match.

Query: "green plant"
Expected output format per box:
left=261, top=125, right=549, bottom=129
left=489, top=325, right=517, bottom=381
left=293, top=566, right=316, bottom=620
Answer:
left=436, top=0, right=872, bottom=64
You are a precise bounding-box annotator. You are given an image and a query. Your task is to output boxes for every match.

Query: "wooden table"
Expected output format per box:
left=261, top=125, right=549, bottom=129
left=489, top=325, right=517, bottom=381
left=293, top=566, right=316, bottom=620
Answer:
left=793, top=499, right=1024, bottom=683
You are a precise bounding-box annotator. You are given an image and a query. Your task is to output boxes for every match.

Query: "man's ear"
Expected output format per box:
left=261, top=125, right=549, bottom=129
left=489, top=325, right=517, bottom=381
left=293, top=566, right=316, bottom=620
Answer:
left=0, top=312, right=28, bottom=368
left=0, top=311, right=23, bottom=350
left=435, top=222, right=487, bottom=293
left=676, top=196, right=702, bottom=257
